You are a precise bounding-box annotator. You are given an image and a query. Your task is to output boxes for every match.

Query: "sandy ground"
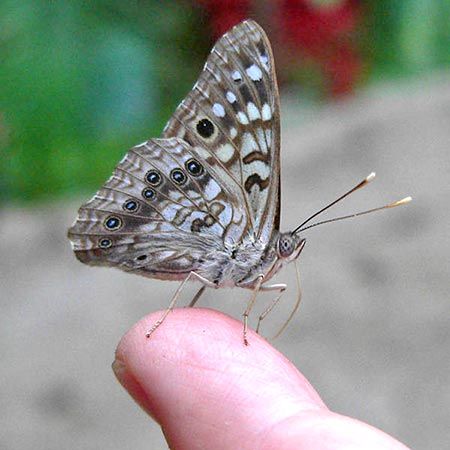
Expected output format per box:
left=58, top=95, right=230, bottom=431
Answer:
left=1, top=73, right=449, bottom=449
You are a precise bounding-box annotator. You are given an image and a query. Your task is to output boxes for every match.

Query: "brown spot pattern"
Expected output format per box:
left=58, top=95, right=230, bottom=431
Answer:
left=244, top=174, right=269, bottom=193
left=243, top=151, right=269, bottom=164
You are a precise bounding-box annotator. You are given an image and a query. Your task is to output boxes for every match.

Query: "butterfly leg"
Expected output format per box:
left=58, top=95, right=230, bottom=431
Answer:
left=271, top=261, right=303, bottom=340
left=146, top=271, right=215, bottom=338
left=188, top=285, right=206, bottom=308
left=255, top=283, right=287, bottom=335
left=242, top=274, right=265, bottom=346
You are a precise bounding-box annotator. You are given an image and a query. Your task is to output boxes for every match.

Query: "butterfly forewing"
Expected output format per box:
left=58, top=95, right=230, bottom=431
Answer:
left=163, top=20, right=281, bottom=243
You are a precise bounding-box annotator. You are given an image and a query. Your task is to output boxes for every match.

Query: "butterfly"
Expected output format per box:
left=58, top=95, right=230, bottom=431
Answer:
left=68, top=20, right=410, bottom=344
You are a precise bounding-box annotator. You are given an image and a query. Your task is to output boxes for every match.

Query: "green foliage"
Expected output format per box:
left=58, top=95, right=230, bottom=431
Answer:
left=0, top=0, right=207, bottom=203
left=365, top=0, right=450, bottom=78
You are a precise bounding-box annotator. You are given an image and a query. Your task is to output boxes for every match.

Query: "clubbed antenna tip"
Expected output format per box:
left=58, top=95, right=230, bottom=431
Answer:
left=387, top=196, right=412, bottom=208
left=293, top=172, right=412, bottom=234
left=365, top=172, right=376, bottom=183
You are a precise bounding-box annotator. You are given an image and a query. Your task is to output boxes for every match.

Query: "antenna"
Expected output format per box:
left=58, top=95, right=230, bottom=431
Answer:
left=292, top=172, right=376, bottom=235
left=295, top=196, right=411, bottom=233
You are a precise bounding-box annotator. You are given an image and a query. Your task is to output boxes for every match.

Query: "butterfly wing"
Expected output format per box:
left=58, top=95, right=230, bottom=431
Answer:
left=68, top=20, right=281, bottom=281
left=68, top=138, right=243, bottom=279
left=163, top=19, right=281, bottom=244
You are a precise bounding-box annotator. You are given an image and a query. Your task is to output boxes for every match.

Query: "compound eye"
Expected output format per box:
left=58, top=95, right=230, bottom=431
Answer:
left=278, top=236, right=294, bottom=258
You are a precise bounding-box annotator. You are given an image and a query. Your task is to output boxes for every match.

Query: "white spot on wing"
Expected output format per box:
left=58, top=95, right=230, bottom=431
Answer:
left=217, top=144, right=235, bottom=163
left=259, top=54, right=269, bottom=70
left=230, top=127, right=238, bottom=139
left=262, top=103, right=272, bottom=121
left=237, top=111, right=249, bottom=125
left=196, top=147, right=211, bottom=160
left=169, top=190, right=184, bottom=201
left=226, top=91, right=237, bottom=103
left=180, top=198, right=193, bottom=207
left=209, top=223, right=223, bottom=236
left=156, top=223, right=173, bottom=232
left=204, top=178, right=221, bottom=200
left=232, top=70, right=242, bottom=81
left=247, top=102, right=261, bottom=121
left=241, top=132, right=258, bottom=158
left=245, top=160, right=270, bottom=180
left=246, top=64, right=262, bottom=81
left=162, top=204, right=182, bottom=221
left=219, top=204, right=232, bottom=226
left=212, top=103, right=225, bottom=117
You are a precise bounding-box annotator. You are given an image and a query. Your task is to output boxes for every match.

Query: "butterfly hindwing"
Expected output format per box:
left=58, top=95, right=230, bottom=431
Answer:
left=68, top=138, right=243, bottom=276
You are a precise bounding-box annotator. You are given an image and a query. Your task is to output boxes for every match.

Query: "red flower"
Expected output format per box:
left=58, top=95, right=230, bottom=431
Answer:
left=197, top=0, right=252, bottom=39
left=278, top=0, right=362, bottom=96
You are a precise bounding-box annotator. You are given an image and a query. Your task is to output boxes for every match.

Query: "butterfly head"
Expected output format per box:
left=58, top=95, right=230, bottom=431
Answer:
left=277, top=233, right=306, bottom=262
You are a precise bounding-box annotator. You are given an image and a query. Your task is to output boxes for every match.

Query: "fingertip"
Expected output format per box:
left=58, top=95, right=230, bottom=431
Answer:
left=112, top=357, right=158, bottom=421
left=113, top=308, right=325, bottom=448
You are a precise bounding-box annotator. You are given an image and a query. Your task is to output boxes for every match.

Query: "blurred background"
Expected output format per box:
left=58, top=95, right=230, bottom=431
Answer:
left=1, top=1, right=449, bottom=449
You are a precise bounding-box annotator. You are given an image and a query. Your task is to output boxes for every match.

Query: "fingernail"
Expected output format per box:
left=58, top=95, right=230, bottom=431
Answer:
left=112, top=358, right=158, bottom=422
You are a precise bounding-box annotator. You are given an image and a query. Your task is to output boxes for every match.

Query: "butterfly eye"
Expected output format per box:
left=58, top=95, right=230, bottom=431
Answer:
left=196, top=118, right=215, bottom=138
left=142, top=188, right=156, bottom=200
left=278, top=235, right=295, bottom=257
left=104, top=216, right=122, bottom=231
left=185, top=159, right=204, bottom=176
left=98, top=238, right=112, bottom=249
left=136, top=254, right=147, bottom=261
left=123, top=200, right=139, bottom=212
left=171, top=169, right=187, bottom=185
left=145, top=170, right=162, bottom=186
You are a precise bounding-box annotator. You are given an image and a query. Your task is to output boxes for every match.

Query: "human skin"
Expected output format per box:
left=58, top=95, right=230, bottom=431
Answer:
left=113, top=308, right=410, bottom=450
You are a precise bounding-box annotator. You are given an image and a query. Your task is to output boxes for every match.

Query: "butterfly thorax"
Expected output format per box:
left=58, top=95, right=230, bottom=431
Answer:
left=196, top=233, right=281, bottom=288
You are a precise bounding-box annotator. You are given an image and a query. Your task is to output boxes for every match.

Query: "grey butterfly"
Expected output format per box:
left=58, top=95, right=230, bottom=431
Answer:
left=68, top=20, right=410, bottom=343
